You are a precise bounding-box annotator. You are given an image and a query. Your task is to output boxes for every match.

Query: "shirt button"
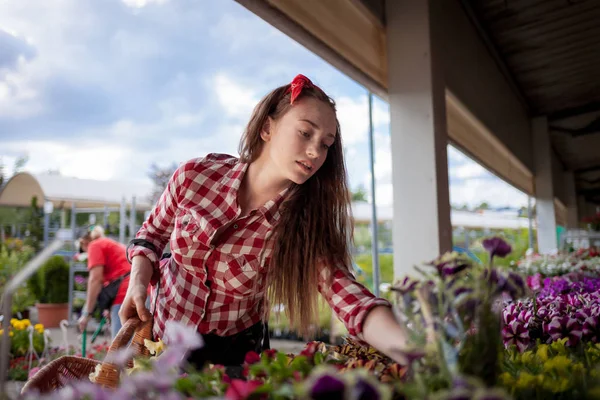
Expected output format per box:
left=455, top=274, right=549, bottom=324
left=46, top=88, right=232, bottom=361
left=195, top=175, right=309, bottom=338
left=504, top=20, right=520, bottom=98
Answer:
left=233, top=224, right=239, bottom=229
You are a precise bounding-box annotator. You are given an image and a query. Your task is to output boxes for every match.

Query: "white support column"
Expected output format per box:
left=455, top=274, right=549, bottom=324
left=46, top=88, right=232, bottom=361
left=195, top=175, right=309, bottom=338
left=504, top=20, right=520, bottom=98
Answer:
left=532, top=116, right=557, bottom=253
left=564, top=171, right=579, bottom=229
left=386, top=0, right=452, bottom=278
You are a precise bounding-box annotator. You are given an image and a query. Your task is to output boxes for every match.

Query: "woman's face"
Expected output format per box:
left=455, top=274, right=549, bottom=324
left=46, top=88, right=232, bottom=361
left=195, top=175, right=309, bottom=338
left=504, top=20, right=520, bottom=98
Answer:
left=80, top=239, right=90, bottom=253
left=262, top=97, right=337, bottom=185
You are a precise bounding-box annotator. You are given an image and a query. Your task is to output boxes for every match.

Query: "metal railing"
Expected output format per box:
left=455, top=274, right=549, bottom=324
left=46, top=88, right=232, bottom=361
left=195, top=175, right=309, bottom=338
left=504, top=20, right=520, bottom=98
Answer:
left=0, top=239, right=64, bottom=396
left=560, top=230, right=600, bottom=251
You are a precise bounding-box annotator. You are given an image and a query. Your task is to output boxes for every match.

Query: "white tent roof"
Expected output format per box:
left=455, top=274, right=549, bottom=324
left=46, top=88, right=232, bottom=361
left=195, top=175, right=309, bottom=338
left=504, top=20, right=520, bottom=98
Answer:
left=0, top=172, right=153, bottom=210
left=352, top=202, right=533, bottom=230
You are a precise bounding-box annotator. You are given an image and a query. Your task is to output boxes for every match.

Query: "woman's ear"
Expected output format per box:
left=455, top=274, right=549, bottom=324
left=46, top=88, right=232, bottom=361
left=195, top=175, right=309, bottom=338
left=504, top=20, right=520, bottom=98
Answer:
left=260, top=117, right=274, bottom=141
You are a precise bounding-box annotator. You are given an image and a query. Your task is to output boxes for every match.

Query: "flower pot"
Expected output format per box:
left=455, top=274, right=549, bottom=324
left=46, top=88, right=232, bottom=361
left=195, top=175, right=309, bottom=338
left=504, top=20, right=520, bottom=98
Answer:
left=36, top=303, right=69, bottom=328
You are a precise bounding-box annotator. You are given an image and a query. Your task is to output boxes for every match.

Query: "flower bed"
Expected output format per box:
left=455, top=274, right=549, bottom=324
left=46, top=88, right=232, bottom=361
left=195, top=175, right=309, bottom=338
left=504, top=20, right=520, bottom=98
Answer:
left=20, top=239, right=600, bottom=399
left=516, top=248, right=600, bottom=277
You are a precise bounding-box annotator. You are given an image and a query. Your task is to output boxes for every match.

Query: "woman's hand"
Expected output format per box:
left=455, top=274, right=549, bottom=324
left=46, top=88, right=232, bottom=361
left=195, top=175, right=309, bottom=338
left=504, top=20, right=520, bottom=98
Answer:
left=119, top=256, right=154, bottom=325
left=119, top=283, right=151, bottom=325
left=77, top=314, right=91, bottom=333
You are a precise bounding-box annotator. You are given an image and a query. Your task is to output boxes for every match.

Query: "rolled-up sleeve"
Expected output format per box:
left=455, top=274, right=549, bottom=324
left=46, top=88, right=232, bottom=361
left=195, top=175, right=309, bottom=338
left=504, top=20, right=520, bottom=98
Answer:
left=127, top=162, right=187, bottom=268
left=318, top=263, right=392, bottom=342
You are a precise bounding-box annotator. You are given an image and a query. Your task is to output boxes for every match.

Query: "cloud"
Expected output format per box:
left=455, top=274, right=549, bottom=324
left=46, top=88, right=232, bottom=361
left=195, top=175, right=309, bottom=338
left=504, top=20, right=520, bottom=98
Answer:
left=121, top=0, right=169, bottom=9
left=2, top=139, right=129, bottom=181
left=213, top=73, right=259, bottom=122
left=450, top=163, right=488, bottom=180
left=450, top=177, right=527, bottom=208
left=355, top=142, right=527, bottom=208
left=2, top=0, right=526, bottom=215
left=0, top=29, right=36, bottom=71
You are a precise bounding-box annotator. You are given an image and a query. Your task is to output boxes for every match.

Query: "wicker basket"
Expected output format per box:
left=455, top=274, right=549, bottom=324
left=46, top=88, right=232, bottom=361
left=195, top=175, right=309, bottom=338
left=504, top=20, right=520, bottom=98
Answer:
left=21, top=317, right=153, bottom=395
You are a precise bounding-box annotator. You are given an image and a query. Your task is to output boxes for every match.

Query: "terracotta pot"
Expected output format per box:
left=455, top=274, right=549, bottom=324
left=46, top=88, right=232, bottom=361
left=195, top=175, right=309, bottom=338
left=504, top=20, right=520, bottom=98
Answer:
left=36, top=303, right=69, bottom=328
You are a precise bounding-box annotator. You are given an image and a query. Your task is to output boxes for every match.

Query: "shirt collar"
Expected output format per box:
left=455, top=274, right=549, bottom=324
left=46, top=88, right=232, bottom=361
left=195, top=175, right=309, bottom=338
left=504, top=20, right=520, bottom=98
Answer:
left=218, top=158, right=292, bottom=227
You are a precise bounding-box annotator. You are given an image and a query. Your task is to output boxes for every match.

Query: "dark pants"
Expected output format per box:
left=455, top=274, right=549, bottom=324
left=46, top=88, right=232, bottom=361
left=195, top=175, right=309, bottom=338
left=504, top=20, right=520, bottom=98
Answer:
left=186, top=322, right=270, bottom=378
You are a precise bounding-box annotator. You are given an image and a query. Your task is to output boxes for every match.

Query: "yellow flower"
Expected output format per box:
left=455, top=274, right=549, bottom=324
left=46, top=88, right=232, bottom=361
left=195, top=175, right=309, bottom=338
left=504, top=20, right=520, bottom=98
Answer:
left=536, top=344, right=549, bottom=362
left=550, top=338, right=569, bottom=355
left=143, top=338, right=165, bottom=356
left=10, top=318, right=18, bottom=327
left=543, top=377, right=571, bottom=393
left=520, top=350, right=536, bottom=364
left=12, top=321, right=23, bottom=330
left=543, top=355, right=572, bottom=374
left=573, top=362, right=585, bottom=374
left=0, top=329, right=3, bottom=336
left=21, top=319, right=31, bottom=328
left=499, top=372, right=514, bottom=386
left=9, top=332, right=13, bottom=337
left=516, top=372, right=540, bottom=389
left=34, top=324, right=44, bottom=334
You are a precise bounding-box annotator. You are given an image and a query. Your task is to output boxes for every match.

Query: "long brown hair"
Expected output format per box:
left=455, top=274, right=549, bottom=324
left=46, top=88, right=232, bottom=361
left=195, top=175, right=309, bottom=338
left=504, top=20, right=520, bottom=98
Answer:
left=238, top=79, right=353, bottom=336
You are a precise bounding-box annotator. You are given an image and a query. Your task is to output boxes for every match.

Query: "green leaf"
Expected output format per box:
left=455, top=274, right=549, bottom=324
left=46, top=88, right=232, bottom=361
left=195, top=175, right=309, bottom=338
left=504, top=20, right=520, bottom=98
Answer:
left=314, top=352, right=325, bottom=365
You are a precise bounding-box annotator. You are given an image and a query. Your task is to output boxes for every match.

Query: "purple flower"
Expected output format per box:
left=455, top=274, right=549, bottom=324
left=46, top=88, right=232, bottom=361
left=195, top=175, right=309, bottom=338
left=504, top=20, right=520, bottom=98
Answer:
left=546, top=316, right=583, bottom=346
left=163, top=320, right=204, bottom=351
left=352, top=378, right=381, bottom=400
left=392, top=276, right=419, bottom=295
left=310, top=374, right=346, bottom=400
left=527, top=273, right=543, bottom=291
left=502, top=304, right=518, bottom=325
left=431, top=256, right=471, bottom=279
left=483, top=237, right=512, bottom=259
left=583, top=316, right=600, bottom=342
left=502, top=320, right=530, bottom=352
left=104, top=348, right=134, bottom=367
left=517, top=309, right=532, bottom=325
left=74, top=275, right=87, bottom=285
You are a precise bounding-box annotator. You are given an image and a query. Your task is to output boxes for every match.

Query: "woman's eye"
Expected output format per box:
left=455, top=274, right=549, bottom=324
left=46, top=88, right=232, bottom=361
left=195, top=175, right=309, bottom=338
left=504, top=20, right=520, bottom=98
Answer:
left=300, top=130, right=310, bottom=138
left=322, top=143, right=330, bottom=150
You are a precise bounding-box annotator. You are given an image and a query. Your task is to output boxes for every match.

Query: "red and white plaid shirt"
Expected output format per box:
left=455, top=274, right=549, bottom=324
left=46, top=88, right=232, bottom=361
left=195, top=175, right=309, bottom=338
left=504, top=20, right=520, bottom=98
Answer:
left=128, top=153, right=391, bottom=341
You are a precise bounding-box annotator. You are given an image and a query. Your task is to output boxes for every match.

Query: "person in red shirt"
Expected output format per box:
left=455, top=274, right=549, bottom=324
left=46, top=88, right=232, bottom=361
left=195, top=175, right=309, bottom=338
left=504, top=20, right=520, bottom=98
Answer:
left=77, top=226, right=131, bottom=338
left=121, top=74, right=410, bottom=369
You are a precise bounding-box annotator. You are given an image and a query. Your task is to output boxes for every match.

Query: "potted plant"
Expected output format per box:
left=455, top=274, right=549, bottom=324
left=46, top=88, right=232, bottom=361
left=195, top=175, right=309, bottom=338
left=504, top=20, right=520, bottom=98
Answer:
left=27, top=255, right=70, bottom=328
left=11, top=285, right=35, bottom=320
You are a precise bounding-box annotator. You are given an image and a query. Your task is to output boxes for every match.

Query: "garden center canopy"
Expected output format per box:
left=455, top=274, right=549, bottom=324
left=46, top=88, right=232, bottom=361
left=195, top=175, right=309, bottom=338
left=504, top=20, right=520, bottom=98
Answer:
left=0, top=172, right=152, bottom=210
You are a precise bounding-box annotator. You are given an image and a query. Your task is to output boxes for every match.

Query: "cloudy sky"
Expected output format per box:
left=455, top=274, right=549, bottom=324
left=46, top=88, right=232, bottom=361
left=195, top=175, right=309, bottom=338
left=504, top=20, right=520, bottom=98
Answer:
left=0, top=0, right=528, bottom=209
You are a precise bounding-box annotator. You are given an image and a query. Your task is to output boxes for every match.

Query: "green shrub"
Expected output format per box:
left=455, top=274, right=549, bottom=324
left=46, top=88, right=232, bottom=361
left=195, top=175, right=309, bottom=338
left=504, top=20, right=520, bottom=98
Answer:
left=27, top=255, right=70, bottom=304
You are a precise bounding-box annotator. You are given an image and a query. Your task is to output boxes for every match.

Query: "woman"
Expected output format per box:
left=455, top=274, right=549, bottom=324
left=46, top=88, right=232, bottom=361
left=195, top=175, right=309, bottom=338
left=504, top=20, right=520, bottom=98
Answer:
left=121, top=74, right=409, bottom=368
left=77, top=226, right=131, bottom=338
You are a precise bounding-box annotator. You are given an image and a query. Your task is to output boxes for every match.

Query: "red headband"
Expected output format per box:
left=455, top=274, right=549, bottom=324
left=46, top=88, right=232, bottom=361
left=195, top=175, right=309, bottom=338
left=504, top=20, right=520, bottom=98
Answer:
left=287, top=74, right=322, bottom=104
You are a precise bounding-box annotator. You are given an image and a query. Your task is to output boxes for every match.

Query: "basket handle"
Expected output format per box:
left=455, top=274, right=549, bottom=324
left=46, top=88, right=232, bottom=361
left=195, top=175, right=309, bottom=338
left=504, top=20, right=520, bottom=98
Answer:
left=90, top=318, right=153, bottom=389
left=105, top=317, right=153, bottom=360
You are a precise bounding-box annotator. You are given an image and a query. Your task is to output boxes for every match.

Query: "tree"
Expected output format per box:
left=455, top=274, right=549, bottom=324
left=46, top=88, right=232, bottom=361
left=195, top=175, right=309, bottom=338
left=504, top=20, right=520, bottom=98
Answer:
left=148, top=162, right=178, bottom=204
left=0, top=157, right=5, bottom=187
left=351, top=185, right=368, bottom=202
left=13, top=155, right=28, bottom=174
left=477, top=202, right=490, bottom=210
left=24, top=196, right=43, bottom=252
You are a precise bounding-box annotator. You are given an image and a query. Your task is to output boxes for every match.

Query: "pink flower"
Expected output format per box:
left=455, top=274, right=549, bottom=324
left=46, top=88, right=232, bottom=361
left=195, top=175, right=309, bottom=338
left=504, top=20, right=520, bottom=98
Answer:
left=300, top=341, right=319, bottom=359
left=262, top=349, right=277, bottom=360
left=244, top=351, right=261, bottom=365
left=28, top=367, right=40, bottom=379
left=502, top=320, right=530, bottom=352
left=527, top=274, right=542, bottom=291
left=547, top=316, right=583, bottom=346
left=224, top=379, right=262, bottom=400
